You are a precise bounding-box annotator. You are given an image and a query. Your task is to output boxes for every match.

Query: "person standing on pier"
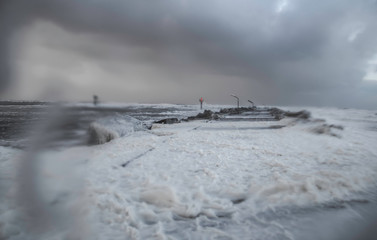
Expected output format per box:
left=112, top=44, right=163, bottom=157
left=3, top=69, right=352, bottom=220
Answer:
left=93, top=95, right=99, bottom=106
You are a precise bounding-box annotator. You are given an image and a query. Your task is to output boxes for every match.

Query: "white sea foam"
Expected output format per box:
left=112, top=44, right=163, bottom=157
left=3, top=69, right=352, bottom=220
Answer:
left=1, top=106, right=377, bottom=239
left=87, top=122, right=119, bottom=144
left=87, top=115, right=146, bottom=145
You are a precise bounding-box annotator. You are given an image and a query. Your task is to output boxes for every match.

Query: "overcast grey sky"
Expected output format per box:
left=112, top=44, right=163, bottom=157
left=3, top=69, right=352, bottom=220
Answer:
left=1, top=0, right=377, bottom=108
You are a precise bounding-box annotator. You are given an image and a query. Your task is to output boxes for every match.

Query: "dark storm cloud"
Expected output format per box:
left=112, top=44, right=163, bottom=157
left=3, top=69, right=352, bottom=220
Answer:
left=0, top=0, right=24, bottom=91
left=1, top=0, right=377, bottom=107
left=0, top=10, right=10, bottom=91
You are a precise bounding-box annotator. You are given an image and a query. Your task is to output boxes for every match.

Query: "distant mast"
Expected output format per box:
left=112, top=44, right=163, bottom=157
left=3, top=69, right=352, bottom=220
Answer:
left=93, top=95, right=99, bottom=106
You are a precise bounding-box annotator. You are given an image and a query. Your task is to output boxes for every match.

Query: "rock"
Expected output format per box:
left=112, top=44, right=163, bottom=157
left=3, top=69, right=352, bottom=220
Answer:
left=182, top=110, right=220, bottom=121
left=184, top=116, right=196, bottom=121
left=154, top=118, right=180, bottom=124
left=219, top=107, right=253, bottom=115
left=285, top=110, right=311, bottom=119
left=329, top=124, right=344, bottom=130
left=311, top=123, right=343, bottom=137
left=269, top=108, right=285, bottom=120
left=195, top=110, right=214, bottom=119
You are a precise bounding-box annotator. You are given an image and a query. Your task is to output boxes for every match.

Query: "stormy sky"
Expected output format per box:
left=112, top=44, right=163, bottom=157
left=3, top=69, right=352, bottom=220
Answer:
left=1, top=0, right=377, bottom=108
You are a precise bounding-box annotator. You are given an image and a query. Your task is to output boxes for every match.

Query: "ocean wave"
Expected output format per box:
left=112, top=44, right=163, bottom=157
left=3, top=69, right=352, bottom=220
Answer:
left=87, top=114, right=146, bottom=145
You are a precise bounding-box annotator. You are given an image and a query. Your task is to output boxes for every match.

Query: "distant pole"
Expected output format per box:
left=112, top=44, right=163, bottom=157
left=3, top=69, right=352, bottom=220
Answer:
left=199, top=97, right=204, bottom=109
left=93, top=95, right=98, bottom=106
left=248, top=100, right=255, bottom=107
left=231, top=94, right=239, bottom=108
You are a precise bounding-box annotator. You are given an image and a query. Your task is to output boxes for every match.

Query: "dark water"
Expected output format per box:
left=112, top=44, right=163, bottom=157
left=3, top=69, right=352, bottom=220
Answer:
left=0, top=101, right=197, bottom=148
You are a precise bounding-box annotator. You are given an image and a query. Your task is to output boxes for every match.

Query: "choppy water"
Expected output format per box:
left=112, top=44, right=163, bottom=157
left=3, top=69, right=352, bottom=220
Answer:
left=0, top=101, right=199, bottom=148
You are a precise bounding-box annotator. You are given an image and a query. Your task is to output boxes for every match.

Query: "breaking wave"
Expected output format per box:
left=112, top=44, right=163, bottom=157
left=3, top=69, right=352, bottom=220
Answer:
left=87, top=114, right=146, bottom=145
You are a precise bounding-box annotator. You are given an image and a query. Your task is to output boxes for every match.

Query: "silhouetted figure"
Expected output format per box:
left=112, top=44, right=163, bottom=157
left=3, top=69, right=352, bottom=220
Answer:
left=199, top=97, right=204, bottom=109
left=93, top=95, right=98, bottom=106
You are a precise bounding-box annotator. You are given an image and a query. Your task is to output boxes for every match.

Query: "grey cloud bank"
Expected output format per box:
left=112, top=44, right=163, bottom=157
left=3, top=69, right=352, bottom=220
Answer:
left=1, top=0, right=377, bottom=108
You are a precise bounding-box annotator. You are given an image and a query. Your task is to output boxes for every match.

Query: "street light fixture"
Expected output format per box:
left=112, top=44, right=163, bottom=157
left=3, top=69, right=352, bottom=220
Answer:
left=248, top=100, right=255, bottom=107
left=231, top=94, right=239, bottom=108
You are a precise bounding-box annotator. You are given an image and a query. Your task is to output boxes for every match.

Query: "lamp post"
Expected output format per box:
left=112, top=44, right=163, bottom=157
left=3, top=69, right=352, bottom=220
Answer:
left=231, top=94, right=239, bottom=108
left=248, top=100, right=255, bottom=107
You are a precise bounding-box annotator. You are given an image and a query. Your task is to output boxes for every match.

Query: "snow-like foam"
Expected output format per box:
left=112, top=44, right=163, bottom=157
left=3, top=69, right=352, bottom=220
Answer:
left=1, top=107, right=377, bottom=239
left=139, top=186, right=178, bottom=208
left=87, top=123, right=119, bottom=145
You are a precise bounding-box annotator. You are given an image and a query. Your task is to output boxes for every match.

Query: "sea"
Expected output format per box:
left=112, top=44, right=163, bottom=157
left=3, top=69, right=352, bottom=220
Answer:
left=0, top=101, right=201, bottom=149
